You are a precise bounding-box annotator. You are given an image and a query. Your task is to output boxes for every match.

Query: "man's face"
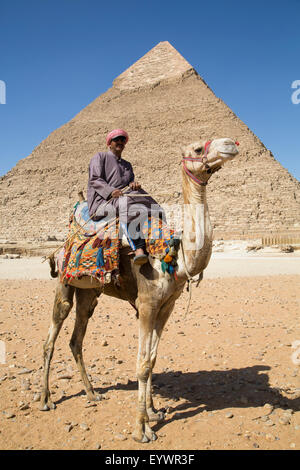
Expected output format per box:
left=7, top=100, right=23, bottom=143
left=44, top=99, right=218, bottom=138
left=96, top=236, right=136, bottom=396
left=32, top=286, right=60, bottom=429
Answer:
left=109, top=136, right=126, bottom=156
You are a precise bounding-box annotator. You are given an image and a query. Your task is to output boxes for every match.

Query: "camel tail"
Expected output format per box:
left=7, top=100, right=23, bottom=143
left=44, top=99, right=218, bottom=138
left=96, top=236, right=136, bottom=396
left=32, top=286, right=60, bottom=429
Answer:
left=48, top=254, right=58, bottom=278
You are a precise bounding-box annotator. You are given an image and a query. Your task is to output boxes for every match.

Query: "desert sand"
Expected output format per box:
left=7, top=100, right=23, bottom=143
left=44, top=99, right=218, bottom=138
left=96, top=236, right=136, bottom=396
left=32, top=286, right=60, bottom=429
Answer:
left=0, top=247, right=299, bottom=451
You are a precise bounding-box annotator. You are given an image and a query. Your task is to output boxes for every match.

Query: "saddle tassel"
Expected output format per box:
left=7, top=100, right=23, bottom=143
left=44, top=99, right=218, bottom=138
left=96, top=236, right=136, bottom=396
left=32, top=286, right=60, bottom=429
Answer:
left=96, top=247, right=105, bottom=267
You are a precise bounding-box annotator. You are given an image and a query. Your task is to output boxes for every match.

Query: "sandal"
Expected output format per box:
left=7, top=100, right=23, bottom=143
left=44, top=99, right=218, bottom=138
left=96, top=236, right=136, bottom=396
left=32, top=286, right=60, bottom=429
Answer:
left=133, top=254, right=148, bottom=265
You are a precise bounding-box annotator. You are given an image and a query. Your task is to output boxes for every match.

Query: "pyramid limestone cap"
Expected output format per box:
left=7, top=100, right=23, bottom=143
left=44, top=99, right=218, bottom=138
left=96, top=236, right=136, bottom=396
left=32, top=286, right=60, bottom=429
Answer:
left=114, top=41, right=195, bottom=90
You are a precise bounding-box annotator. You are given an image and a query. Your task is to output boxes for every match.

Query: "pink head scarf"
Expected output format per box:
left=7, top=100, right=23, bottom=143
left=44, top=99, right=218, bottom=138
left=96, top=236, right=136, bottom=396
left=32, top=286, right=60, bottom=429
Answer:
left=106, top=129, right=129, bottom=146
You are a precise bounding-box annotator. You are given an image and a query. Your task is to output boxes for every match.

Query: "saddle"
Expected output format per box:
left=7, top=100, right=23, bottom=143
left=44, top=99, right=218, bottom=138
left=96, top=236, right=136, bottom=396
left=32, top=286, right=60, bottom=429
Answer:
left=58, top=201, right=180, bottom=286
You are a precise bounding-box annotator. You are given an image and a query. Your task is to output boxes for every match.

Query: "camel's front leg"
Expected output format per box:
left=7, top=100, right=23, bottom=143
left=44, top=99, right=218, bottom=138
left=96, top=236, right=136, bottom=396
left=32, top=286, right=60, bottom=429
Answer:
left=146, top=298, right=176, bottom=422
left=133, top=308, right=157, bottom=443
left=146, top=334, right=165, bottom=423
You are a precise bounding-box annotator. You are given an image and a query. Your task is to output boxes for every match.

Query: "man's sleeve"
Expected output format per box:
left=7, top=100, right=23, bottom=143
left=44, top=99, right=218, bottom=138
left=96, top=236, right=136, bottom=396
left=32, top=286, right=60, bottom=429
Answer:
left=128, top=162, right=135, bottom=183
left=88, top=153, right=116, bottom=200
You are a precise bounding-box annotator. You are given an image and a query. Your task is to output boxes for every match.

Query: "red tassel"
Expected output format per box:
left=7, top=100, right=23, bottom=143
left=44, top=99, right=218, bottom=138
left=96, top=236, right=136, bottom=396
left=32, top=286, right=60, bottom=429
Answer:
left=63, top=249, right=72, bottom=272
left=92, top=237, right=102, bottom=249
left=78, top=239, right=90, bottom=251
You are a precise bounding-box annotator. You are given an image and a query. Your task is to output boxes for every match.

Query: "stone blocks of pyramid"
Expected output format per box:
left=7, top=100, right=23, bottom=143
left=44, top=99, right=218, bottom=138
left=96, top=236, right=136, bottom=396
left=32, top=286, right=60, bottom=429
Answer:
left=0, top=41, right=299, bottom=242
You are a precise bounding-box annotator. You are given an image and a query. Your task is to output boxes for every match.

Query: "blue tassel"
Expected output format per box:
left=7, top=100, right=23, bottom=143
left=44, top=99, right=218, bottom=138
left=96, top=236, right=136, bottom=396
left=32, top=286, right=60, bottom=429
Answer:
left=161, top=260, right=168, bottom=273
left=75, top=251, right=82, bottom=267
left=96, top=247, right=105, bottom=267
left=167, top=265, right=174, bottom=274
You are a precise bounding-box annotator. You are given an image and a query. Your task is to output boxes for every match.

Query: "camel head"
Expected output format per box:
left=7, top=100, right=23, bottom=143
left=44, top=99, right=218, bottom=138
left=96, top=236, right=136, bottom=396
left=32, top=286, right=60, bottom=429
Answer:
left=181, top=138, right=239, bottom=186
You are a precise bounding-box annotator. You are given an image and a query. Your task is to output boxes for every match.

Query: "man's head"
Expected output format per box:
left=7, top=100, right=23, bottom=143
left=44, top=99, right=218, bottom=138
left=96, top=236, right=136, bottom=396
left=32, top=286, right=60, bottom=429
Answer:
left=106, top=129, right=129, bottom=157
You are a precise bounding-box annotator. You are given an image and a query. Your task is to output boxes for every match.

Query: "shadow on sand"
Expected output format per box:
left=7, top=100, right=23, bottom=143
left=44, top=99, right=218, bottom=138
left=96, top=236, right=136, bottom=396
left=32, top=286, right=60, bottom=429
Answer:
left=54, top=364, right=300, bottom=431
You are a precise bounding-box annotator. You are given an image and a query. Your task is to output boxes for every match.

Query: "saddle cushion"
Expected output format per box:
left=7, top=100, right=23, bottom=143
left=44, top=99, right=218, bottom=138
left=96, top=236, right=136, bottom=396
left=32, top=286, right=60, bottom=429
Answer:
left=73, top=201, right=114, bottom=236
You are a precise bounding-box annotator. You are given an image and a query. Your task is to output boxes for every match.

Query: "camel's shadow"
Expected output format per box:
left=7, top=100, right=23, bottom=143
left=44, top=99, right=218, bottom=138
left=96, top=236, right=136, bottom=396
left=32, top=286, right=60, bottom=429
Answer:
left=55, top=365, right=300, bottom=430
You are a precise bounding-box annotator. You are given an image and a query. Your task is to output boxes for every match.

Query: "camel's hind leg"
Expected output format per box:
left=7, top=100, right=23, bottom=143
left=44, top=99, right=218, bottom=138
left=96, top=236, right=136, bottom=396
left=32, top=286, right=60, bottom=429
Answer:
left=69, top=288, right=102, bottom=401
left=40, top=283, right=75, bottom=411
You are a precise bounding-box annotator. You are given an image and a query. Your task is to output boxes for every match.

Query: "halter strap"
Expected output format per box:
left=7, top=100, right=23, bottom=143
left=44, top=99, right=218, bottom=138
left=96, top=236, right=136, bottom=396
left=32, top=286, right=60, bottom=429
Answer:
left=181, top=140, right=212, bottom=186
left=181, top=162, right=208, bottom=186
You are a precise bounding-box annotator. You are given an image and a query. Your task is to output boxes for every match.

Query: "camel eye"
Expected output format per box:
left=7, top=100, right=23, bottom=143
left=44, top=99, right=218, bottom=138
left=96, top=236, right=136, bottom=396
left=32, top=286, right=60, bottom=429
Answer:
left=195, top=147, right=202, bottom=155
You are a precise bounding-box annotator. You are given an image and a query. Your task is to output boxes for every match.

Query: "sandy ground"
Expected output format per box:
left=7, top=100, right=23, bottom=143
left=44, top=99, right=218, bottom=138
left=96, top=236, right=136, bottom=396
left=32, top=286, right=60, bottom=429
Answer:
left=0, top=249, right=299, bottom=451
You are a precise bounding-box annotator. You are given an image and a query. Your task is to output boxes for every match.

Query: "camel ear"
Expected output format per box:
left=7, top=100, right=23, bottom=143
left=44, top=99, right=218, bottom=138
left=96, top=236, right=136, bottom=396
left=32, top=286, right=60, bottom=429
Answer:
left=180, top=146, right=186, bottom=157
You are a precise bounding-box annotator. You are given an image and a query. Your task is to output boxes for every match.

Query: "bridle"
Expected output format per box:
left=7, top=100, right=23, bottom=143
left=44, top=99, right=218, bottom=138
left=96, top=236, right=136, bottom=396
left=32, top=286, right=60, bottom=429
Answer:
left=181, top=140, right=215, bottom=186
left=181, top=140, right=239, bottom=186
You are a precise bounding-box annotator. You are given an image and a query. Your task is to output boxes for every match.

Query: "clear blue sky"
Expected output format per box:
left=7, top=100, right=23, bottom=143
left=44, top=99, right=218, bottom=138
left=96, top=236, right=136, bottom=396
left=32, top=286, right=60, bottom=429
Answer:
left=1, top=0, right=300, bottom=180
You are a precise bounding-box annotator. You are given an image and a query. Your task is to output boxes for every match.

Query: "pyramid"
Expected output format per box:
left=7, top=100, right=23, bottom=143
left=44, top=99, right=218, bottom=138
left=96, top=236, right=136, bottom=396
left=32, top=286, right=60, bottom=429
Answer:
left=0, top=41, right=299, bottom=244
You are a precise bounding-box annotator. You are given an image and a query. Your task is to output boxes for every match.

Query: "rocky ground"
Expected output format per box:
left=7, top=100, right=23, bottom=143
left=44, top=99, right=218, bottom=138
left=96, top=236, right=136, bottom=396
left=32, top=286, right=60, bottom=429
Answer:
left=0, top=254, right=299, bottom=450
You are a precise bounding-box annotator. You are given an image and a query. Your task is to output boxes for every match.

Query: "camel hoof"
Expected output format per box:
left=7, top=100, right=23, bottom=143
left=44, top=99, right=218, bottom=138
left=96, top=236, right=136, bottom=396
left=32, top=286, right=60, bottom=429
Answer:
left=87, top=393, right=102, bottom=402
left=155, top=411, right=165, bottom=422
left=39, top=404, right=50, bottom=411
left=132, top=423, right=158, bottom=443
left=147, top=431, right=158, bottom=441
left=148, top=410, right=165, bottom=422
left=132, top=433, right=150, bottom=443
left=142, top=434, right=151, bottom=443
left=39, top=402, right=56, bottom=411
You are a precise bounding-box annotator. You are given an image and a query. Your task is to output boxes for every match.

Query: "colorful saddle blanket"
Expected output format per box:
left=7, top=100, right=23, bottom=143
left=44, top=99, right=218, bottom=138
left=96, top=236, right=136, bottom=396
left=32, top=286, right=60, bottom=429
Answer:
left=59, top=201, right=180, bottom=285
left=73, top=201, right=115, bottom=236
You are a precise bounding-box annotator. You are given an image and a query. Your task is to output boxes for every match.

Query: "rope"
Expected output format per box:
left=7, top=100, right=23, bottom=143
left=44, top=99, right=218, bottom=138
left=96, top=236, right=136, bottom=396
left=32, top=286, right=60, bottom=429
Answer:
left=122, top=190, right=180, bottom=198
left=180, top=239, right=193, bottom=319
left=180, top=239, right=203, bottom=319
left=184, top=281, right=192, bottom=320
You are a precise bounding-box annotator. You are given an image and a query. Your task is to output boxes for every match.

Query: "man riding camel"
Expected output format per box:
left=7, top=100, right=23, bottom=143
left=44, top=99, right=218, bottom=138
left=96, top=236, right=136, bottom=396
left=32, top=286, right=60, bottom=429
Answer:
left=87, top=129, right=165, bottom=265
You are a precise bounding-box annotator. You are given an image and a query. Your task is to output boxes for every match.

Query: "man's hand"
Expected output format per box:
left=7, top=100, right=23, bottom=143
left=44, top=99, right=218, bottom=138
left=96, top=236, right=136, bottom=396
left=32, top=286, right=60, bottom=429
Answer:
left=129, top=181, right=141, bottom=190
left=111, top=189, right=123, bottom=198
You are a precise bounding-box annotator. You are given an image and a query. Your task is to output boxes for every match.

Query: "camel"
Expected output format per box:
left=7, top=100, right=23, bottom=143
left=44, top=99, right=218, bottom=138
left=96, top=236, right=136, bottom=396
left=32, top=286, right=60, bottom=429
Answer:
left=40, top=137, right=239, bottom=443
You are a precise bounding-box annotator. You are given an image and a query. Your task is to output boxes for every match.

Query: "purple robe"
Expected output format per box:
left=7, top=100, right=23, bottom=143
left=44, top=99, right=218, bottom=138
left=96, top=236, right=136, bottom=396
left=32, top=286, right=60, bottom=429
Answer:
left=87, top=151, right=164, bottom=226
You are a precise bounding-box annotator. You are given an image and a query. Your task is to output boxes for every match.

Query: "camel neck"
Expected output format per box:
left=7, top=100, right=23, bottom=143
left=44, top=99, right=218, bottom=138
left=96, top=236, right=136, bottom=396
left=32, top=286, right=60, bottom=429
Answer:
left=177, top=170, right=213, bottom=279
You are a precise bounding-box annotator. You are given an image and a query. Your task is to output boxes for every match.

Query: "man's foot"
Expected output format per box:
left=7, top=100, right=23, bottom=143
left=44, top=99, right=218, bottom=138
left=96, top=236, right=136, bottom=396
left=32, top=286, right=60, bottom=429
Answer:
left=133, top=248, right=148, bottom=265
left=134, top=254, right=148, bottom=265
